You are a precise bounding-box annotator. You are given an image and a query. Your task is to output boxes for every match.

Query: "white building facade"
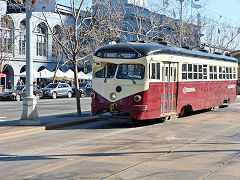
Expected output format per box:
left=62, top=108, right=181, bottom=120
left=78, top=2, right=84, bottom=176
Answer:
left=0, top=1, right=69, bottom=87
left=92, top=0, right=146, bottom=7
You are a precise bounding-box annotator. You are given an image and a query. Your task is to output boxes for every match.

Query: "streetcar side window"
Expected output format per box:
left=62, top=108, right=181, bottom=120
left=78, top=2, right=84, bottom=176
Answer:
left=219, top=67, right=222, bottom=79
left=209, top=66, right=213, bottom=80
left=182, top=64, right=187, bottom=80
left=203, top=65, right=208, bottom=79
left=229, top=67, right=232, bottom=79
left=149, top=63, right=160, bottom=80
left=199, top=65, right=203, bottom=79
left=226, top=67, right=229, bottom=79
left=194, top=64, right=198, bottom=79
left=188, top=64, right=193, bottom=79
left=233, top=67, right=236, bottom=79
left=174, top=66, right=177, bottom=81
left=214, top=66, right=217, bottom=80
left=151, top=63, right=156, bottom=79
left=157, top=63, right=161, bottom=80
left=149, top=64, right=151, bottom=80
left=222, top=67, right=225, bottom=79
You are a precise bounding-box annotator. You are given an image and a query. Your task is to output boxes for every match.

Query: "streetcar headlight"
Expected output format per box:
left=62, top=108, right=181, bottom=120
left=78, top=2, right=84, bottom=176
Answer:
left=134, top=95, right=142, bottom=102
left=110, top=93, right=117, bottom=100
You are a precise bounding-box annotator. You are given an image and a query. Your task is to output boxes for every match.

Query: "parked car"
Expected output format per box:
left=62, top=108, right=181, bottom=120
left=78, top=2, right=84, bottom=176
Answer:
left=0, top=85, right=43, bottom=101
left=42, top=83, right=72, bottom=99
left=72, top=83, right=87, bottom=97
left=86, top=82, right=92, bottom=90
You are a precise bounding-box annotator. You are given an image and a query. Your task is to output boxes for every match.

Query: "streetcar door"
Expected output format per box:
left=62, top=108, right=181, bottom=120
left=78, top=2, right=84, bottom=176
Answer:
left=162, top=62, right=178, bottom=115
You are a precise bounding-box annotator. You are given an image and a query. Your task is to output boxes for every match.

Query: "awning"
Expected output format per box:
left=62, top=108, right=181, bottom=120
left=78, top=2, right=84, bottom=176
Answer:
left=0, top=73, right=6, bottom=78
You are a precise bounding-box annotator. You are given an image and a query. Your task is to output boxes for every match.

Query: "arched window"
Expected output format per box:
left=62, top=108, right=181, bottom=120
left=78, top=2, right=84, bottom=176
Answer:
left=36, top=22, right=48, bottom=57
left=52, top=25, right=62, bottom=58
left=1, top=15, right=14, bottom=54
left=19, top=20, right=26, bottom=55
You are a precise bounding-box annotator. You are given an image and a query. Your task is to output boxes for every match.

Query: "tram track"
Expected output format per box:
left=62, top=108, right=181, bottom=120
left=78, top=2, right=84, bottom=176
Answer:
left=1, top=105, right=240, bottom=179
left=100, top=117, right=240, bottom=179
left=200, top=151, right=240, bottom=180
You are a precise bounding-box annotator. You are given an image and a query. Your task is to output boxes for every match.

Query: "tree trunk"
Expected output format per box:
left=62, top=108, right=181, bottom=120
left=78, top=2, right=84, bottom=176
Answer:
left=73, top=58, right=81, bottom=116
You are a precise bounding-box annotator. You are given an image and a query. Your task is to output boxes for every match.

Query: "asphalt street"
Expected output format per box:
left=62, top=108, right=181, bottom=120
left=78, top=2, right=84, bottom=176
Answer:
left=0, top=97, right=240, bottom=179
left=0, top=97, right=91, bottom=122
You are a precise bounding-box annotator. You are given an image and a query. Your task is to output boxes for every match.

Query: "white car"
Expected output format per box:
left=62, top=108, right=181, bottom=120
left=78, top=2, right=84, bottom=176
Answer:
left=42, top=83, right=72, bottom=99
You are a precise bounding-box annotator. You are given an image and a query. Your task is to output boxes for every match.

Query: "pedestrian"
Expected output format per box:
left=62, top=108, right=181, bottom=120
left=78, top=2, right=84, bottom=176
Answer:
left=7, top=80, right=13, bottom=89
left=16, top=79, right=22, bottom=86
left=33, top=81, right=37, bottom=88
left=20, top=79, right=24, bottom=85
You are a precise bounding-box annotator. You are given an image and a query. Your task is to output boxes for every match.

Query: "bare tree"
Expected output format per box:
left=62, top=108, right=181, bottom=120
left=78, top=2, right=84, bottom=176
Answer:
left=201, top=15, right=240, bottom=53
left=121, top=0, right=202, bottom=48
left=0, top=14, right=15, bottom=91
left=43, top=0, right=126, bottom=116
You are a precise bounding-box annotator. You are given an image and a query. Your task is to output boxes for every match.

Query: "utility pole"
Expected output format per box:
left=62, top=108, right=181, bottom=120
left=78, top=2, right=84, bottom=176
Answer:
left=20, top=0, right=40, bottom=125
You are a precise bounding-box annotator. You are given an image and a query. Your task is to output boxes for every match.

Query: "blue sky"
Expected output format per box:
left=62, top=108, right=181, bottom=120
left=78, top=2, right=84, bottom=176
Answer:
left=57, top=0, right=240, bottom=25
left=206, top=0, right=240, bottom=25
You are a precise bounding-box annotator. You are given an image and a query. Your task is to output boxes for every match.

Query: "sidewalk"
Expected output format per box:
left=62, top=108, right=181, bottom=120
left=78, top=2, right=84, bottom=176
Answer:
left=0, top=111, right=99, bottom=139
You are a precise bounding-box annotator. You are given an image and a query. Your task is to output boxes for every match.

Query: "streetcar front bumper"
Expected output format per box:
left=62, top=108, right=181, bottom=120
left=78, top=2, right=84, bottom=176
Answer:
left=91, top=102, right=148, bottom=119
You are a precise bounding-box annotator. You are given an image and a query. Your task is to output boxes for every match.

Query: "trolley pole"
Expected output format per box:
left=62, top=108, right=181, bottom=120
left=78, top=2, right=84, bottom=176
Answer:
left=20, top=0, right=40, bottom=125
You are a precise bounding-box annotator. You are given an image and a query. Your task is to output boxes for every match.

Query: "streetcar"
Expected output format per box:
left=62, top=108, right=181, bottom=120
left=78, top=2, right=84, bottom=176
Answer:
left=91, top=42, right=238, bottom=121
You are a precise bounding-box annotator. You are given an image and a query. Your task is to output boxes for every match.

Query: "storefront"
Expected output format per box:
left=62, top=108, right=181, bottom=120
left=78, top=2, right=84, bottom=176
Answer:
left=0, top=73, right=6, bottom=92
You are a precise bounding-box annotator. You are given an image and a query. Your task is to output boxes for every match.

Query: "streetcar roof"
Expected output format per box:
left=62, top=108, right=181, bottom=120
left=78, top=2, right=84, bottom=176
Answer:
left=94, top=43, right=238, bottom=63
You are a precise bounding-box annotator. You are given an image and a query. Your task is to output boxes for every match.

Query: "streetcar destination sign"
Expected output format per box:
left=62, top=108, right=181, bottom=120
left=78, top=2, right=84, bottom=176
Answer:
left=103, top=52, right=138, bottom=59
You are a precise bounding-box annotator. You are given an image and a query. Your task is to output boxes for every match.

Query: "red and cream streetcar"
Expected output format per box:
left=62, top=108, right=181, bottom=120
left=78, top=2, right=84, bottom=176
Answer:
left=91, top=42, right=238, bottom=121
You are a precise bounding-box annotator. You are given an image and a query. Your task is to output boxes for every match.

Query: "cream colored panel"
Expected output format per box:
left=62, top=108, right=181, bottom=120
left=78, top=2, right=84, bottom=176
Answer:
left=92, top=57, right=149, bottom=102
left=92, top=78, right=149, bottom=102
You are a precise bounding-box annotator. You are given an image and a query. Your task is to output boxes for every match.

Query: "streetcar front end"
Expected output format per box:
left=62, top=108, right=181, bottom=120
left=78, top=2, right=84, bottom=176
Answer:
left=91, top=46, right=150, bottom=120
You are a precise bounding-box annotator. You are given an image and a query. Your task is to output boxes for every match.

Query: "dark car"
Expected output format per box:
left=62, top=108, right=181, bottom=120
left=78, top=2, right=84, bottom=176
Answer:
left=72, top=83, right=87, bottom=97
left=0, top=86, right=43, bottom=101
left=42, top=83, right=72, bottom=99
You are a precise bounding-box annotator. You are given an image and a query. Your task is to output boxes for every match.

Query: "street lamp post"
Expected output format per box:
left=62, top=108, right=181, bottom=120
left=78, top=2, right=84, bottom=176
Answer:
left=20, top=0, right=40, bottom=125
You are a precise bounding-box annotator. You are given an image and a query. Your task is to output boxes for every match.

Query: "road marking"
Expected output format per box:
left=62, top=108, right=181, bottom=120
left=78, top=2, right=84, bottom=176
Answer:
left=2, top=108, right=22, bottom=111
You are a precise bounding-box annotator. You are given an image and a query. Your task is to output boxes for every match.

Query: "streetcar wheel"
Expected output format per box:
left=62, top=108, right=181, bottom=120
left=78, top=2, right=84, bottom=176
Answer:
left=52, top=92, right=57, bottom=99
left=178, top=107, right=185, bottom=117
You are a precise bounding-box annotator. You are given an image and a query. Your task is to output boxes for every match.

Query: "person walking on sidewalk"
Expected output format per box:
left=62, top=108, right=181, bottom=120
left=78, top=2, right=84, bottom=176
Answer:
left=17, top=79, right=22, bottom=86
left=7, top=80, right=13, bottom=90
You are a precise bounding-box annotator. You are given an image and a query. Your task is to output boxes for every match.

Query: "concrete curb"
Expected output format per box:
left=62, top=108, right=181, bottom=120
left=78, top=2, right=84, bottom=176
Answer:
left=0, top=115, right=100, bottom=139
left=45, top=116, right=100, bottom=130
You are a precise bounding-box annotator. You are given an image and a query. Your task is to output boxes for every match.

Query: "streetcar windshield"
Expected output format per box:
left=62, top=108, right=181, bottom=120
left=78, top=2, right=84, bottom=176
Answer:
left=116, top=64, right=145, bottom=79
left=94, top=63, right=117, bottom=78
left=94, top=63, right=145, bottom=79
